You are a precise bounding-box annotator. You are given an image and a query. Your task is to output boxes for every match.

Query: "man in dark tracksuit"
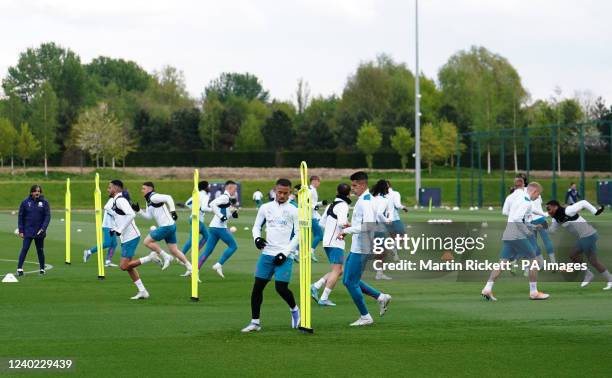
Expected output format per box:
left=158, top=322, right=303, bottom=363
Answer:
left=17, top=185, right=51, bottom=276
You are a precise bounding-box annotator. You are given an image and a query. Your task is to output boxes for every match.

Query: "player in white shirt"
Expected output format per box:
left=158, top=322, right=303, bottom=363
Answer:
left=310, top=183, right=352, bottom=306
left=181, top=181, right=211, bottom=260
left=83, top=191, right=131, bottom=267
left=133, top=182, right=192, bottom=276
left=199, top=180, right=239, bottom=278
left=107, top=180, right=160, bottom=299
left=371, top=180, right=394, bottom=280
left=482, top=182, right=550, bottom=301
left=309, top=176, right=327, bottom=262
left=252, top=189, right=263, bottom=208
left=545, top=199, right=610, bottom=290
left=241, top=179, right=300, bottom=333
left=338, top=171, right=392, bottom=326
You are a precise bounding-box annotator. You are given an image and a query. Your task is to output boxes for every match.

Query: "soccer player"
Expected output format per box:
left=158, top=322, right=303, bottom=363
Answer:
left=198, top=180, right=239, bottom=278
left=309, top=175, right=327, bottom=262
left=241, top=178, right=300, bottom=332
left=181, top=181, right=211, bottom=260
left=371, top=179, right=393, bottom=280
left=83, top=190, right=131, bottom=267
left=252, top=189, right=263, bottom=208
left=386, top=181, right=408, bottom=261
left=481, top=182, right=550, bottom=301
left=338, top=171, right=392, bottom=326
left=16, top=185, right=50, bottom=276
left=564, top=182, right=581, bottom=205
left=133, top=182, right=192, bottom=276
left=108, top=180, right=159, bottom=299
left=545, top=199, right=609, bottom=289
left=311, top=183, right=352, bottom=306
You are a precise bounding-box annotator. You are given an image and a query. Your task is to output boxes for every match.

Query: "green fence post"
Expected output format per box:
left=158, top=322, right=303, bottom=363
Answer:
left=477, top=135, right=483, bottom=208
left=579, top=123, right=586, bottom=199
left=551, top=125, right=557, bottom=200
left=456, top=135, right=462, bottom=208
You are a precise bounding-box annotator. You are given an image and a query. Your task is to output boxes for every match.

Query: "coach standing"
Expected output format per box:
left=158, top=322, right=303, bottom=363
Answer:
left=16, top=185, right=51, bottom=276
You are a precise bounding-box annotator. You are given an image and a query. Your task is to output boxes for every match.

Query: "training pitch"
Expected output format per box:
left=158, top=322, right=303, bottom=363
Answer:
left=1, top=209, right=611, bottom=376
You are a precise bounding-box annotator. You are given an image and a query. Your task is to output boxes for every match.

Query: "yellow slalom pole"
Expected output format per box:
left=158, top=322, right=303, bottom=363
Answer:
left=190, top=169, right=200, bottom=301
left=65, top=178, right=71, bottom=265
left=298, top=161, right=313, bottom=333
left=94, top=173, right=105, bottom=280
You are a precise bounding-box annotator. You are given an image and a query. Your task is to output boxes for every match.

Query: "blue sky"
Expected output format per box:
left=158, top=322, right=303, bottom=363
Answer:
left=1, top=0, right=610, bottom=106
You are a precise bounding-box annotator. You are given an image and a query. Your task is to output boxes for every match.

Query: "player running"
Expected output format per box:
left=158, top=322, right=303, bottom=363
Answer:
left=482, top=182, right=550, bottom=301
left=133, top=182, right=192, bottom=275
left=338, top=171, right=392, bottom=326
left=83, top=190, right=132, bottom=267
left=181, top=181, right=211, bottom=259
left=107, top=180, right=159, bottom=299
left=310, top=183, right=352, bottom=306
left=545, top=199, right=610, bottom=290
left=198, top=180, right=239, bottom=278
left=309, top=175, right=327, bottom=262
left=252, top=189, right=263, bottom=208
left=371, top=179, right=393, bottom=280
left=241, top=178, right=300, bottom=332
left=386, top=181, right=407, bottom=261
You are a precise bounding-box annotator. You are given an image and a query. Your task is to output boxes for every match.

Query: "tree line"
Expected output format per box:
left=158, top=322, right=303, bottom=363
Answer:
left=1, top=42, right=611, bottom=174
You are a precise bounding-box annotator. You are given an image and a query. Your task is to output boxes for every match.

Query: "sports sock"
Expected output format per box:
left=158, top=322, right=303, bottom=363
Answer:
left=314, top=277, right=326, bottom=290
left=134, top=279, right=146, bottom=292
left=529, top=282, right=538, bottom=294
left=484, top=281, right=494, bottom=291
left=548, top=253, right=556, bottom=264
left=251, top=319, right=260, bottom=325
left=160, top=250, right=172, bottom=260
left=291, top=306, right=299, bottom=312
left=376, top=293, right=385, bottom=302
left=321, top=287, right=332, bottom=301
left=184, top=261, right=192, bottom=270
left=602, top=270, right=612, bottom=281
left=139, top=254, right=154, bottom=264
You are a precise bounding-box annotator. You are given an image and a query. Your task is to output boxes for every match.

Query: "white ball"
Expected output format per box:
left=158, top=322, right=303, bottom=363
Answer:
left=60, top=218, right=65, bottom=222
left=229, top=226, right=237, bottom=233
left=14, top=228, right=19, bottom=235
left=481, top=222, right=488, bottom=228
left=11, top=211, right=16, bottom=215
left=474, top=206, right=479, bottom=211
left=243, top=227, right=249, bottom=231
left=488, top=206, right=494, bottom=211
left=452, top=206, right=460, bottom=211
left=150, top=225, right=157, bottom=231
left=469, top=207, right=474, bottom=211
left=77, top=229, right=82, bottom=233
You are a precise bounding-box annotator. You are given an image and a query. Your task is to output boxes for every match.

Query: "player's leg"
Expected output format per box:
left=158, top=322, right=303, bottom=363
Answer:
left=105, top=233, right=118, bottom=267
left=310, top=219, right=323, bottom=262
left=211, top=228, right=238, bottom=278
left=582, top=234, right=612, bottom=290
left=358, top=256, right=391, bottom=316
left=34, top=237, right=46, bottom=274
left=163, top=224, right=192, bottom=271
left=118, top=238, right=150, bottom=299
left=242, top=255, right=273, bottom=332
left=84, top=227, right=112, bottom=263
left=527, top=258, right=548, bottom=299
left=17, top=237, right=34, bottom=276
left=343, top=253, right=374, bottom=325
left=273, top=258, right=300, bottom=328
left=537, top=228, right=556, bottom=264
left=374, top=231, right=392, bottom=280
left=144, top=228, right=173, bottom=270
left=482, top=241, right=513, bottom=300
left=198, top=227, right=220, bottom=269
left=319, top=263, right=343, bottom=306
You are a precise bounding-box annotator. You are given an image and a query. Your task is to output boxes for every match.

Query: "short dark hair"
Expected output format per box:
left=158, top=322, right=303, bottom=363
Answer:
left=294, top=184, right=302, bottom=190
left=310, top=175, right=320, bottom=182
left=371, top=179, right=389, bottom=196
left=350, top=171, right=368, bottom=182
left=337, top=183, right=351, bottom=197
left=276, top=178, right=292, bottom=187
left=30, top=184, right=42, bottom=194
left=546, top=199, right=561, bottom=207
left=110, top=179, right=124, bottom=189
left=225, top=180, right=237, bottom=186
left=198, top=180, right=209, bottom=191
left=516, top=173, right=528, bottom=185
left=143, top=181, right=154, bottom=189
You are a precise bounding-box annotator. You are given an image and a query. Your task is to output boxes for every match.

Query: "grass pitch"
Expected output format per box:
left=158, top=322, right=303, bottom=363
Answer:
left=1, top=209, right=611, bottom=377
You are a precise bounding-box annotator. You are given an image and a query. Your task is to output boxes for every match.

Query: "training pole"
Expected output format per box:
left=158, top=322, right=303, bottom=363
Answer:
left=65, top=178, right=71, bottom=264
left=298, top=161, right=313, bottom=333
left=191, top=169, right=200, bottom=301
left=94, top=173, right=105, bottom=280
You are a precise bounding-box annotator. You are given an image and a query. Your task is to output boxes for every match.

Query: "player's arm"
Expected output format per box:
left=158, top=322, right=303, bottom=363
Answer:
left=152, top=193, right=176, bottom=212
left=392, top=192, right=404, bottom=211
left=501, top=196, right=511, bottom=216
left=114, top=198, right=135, bottom=234
left=336, top=202, right=349, bottom=226
left=138, top=205, right=153, bottom=219
left=252, top=206, right=267, bottom=249
left=201, top=193, right=212, bottom=213
left=288, top=208, right=300, bottom=253
left=565, top=200, right=598, bottom=216
left=210, top=195, right=229, bottom=220
left=18, top=200, right=26, bottom=233
left=185, top=196, right=193, bottom=209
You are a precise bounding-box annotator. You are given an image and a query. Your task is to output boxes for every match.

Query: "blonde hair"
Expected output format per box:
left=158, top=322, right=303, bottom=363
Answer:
left=527, top=182, right=543, bottom=193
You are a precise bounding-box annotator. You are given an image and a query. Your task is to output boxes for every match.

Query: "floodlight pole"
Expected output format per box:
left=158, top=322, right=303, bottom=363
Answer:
left=414, top=0, right=422, bottom=204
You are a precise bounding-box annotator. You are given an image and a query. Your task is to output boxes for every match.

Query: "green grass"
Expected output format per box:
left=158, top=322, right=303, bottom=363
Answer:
left=1, top=209, right=611, bottom=376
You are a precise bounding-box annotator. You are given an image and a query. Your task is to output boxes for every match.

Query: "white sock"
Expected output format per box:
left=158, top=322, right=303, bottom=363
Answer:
left=484, top=281, right=494, bottom=291
left=314, top=277, right=326, bottom=290
left=376, top=293, right=386, bottom=302
left=160, top=250, right=171, bottom=260
left=251, top=318, right=260, bottom=325
left=291, top=306, right=299, bottom=312
left=529, top=282, right=538, bottom=294
left=548, top=253, right=556, bottom=264
left=139, top=255, right=152, bottom=264
left=134, top=279, right=146, bottom=292
left=602, top=270, right=612, bottom=281
left=362, top=313, right=372, bottom=320
left=536, top=256, right=544, bottom=268
left=184, top=261, right=192, bottom=270
left=321, top=287, right=332, bottom=301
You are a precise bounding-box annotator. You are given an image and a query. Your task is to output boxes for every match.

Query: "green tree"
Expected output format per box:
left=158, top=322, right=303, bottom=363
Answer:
left=390, top=127, right=414, bottom=170
left=235, top=114, right=266, bottom=151
left=420, top=123, right=445, bottom=174
left=29, top=82, right=59, bottom=176
left=85, top=56, right=152, bottom=92
left=438, top=121, right=460, bottom=167
left=297, top=96, right=338, bottom=150
left=0, top=118, right=19, bottom=172
left=16, top=123, right=40, bottom=169
left=205, top=72, right=269, bottom=103
left=356, top=121, right=382, bottom=169
left=262, top=109, right=295, bottom=150
left=199, top=92, right=224, bottom=151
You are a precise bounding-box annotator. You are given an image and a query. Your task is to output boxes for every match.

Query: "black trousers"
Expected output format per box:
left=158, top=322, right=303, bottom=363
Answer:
left=17, top=237, right=45, bottom=270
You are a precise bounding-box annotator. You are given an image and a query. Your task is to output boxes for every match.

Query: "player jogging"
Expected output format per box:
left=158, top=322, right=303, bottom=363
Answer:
left=482, top=182, right=550, bottom=301
left=310, top=183, right=352, bottom=306
left=386, top=181, right=407, bottom=261
left=241, top=178, right=300, bottom=332
left=253, top=189, right=263, bottom=208
left=338, top=171, right=392, bottom=326
left=371, top=179, right=393, bottom=280
left=545, top=199, right=610, bottom=290
left=181, top=181, right=211, bottom=260
left=108, top=180, right=159, bottom=299
left=309, top=175, right=327, bottom=262
left=133, top=182, right=192, bottom=276
left=198, top=180, right=239, bottom=278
